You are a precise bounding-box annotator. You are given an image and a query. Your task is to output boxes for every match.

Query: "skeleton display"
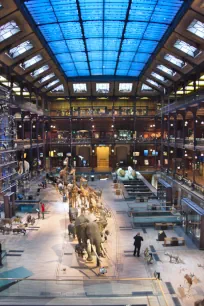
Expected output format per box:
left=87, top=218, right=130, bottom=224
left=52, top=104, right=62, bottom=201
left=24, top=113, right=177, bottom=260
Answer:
left=18, top=160, right=30, bottom=174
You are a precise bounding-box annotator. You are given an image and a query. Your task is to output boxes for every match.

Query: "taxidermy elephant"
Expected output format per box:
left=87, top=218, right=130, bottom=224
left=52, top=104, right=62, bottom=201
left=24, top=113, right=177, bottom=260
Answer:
left=68, top=222, right=76, bottom=238
left=75, top=215, right=102, bottom=266
left=69, top=206, right=78, bottom=222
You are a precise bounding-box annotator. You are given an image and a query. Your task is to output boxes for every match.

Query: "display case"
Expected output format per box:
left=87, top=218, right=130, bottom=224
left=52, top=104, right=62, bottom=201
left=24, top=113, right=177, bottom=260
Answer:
left=181, top=198, right=204, bottom=249
left=157, top=178, right=172, bottom=207
left=0, top=86, right=18, bottom=216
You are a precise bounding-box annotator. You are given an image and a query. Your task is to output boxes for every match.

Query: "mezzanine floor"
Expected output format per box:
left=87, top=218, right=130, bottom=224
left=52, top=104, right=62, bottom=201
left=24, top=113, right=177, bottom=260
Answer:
left=0, top=178, right=203, bottom=305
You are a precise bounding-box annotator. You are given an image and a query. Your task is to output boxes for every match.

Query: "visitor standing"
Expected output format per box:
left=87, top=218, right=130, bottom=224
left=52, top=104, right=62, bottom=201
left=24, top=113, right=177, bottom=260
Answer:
left=41, top=202, right=45, bottom=219
left=133, top=232, right=143, bottom=257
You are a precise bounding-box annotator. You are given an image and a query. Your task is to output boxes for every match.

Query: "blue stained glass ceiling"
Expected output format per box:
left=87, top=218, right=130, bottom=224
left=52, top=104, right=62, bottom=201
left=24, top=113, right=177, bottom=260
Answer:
left=25, top=0, right=184, bottom=78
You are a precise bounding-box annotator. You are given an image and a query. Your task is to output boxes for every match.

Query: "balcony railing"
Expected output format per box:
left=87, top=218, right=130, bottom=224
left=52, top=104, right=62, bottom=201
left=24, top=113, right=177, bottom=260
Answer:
left=50, top=107, right=156, bottom=117
left=14, top=139, right=44, bottom=149
left=158, top=91, right=204, bottom=116
left=185, top=138, right=194, bottom=145
left=196, top=139, right=204, bottom=146
left=50, top=138, right=70, bottom=144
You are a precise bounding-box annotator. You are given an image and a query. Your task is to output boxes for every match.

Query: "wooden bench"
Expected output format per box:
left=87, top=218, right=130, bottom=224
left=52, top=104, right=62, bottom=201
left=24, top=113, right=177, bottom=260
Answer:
left=155, top=223, right=175, bottom=229
left=164, top=237, right=185, bottom=246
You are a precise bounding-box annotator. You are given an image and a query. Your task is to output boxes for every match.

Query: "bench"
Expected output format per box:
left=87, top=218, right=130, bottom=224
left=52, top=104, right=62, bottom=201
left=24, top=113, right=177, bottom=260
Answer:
left=164, top=237, right=185, bottom=246
left=155, top=223, right=176, bottom=229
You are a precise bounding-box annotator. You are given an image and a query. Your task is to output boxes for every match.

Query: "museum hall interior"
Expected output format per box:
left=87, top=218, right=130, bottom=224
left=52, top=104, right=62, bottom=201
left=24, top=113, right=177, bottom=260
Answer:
left=0, top=0, right=204, bottom=305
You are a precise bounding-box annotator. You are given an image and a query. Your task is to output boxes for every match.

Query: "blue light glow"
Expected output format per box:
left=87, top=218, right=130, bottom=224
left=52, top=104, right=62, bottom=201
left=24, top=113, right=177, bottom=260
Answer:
left=25, top=0, right=184, bottom=77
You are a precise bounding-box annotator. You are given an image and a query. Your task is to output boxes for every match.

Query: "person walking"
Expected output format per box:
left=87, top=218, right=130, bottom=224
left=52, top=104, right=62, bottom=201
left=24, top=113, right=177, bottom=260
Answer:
left=41, top=202, right=45, bottom=219
left=133, top=232, right=143, bottom=257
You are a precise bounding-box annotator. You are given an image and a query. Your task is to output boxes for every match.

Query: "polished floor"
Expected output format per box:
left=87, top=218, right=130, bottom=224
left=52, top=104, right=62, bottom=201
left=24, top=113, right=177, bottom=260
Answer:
left=0, top=177, right=204, bottom=305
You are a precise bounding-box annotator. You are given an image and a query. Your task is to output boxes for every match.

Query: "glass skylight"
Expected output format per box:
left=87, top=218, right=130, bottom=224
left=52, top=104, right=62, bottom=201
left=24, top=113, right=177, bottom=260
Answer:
left=0, top=21, right=20, bottom=43
left=73, top=83, right=87, bottom=93
left=20, top=54, right=43, bottom=70
left=174, top=39, right=200, bottom=58
left=44, top=79, right=59, bottom=89
left=38, top=73, right=55, bottom=84
left=157, top=64, right=175, bottom=76
left=6, top=41, right=33, bottom=58
left=164, top=54, right=186, bottom=68
left=25, top=0, right=184, bottom=77
left=187, top=19, right=204, bottom=39
left=96, top=83, right=109, bottom=93
left=151, top=72, right=167, bottom=82
left=146, top=78, right=160, bottom=88
left=119, top=83, right=133, bottom=93
left=51, top=84, right=64, bottom=92
left=30, top=65, right=49, bottom=77
left=141, top=84, right=153, bottom=91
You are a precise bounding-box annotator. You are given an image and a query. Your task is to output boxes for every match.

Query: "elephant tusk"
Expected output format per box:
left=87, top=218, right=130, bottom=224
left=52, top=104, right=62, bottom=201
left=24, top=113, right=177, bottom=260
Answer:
left=101, top=243, right=111, bottom=260
left=91, top=244, right=102, bottom=262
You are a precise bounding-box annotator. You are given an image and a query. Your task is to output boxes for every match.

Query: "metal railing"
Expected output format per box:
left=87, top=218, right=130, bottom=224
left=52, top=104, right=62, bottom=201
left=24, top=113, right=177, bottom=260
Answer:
left=158, top=91, right=204, bottom=116
left=50, top=108, right=156, bottom=117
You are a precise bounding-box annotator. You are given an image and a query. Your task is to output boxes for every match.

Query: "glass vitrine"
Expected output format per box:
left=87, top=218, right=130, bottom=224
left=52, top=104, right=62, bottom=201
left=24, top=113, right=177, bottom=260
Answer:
left=181, top=198, right=204, bottom=249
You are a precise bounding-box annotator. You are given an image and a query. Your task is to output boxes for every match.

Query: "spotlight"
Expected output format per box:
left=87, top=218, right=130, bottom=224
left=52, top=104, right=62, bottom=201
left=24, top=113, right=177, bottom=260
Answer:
left=92, top=125, right=95, bottom=128
left=170, top=124, right=173, bottom=127
left=111, top=149, right=114, bottom=153
left=19, top=125, right=22, bottom=128
left=92, top=150, right=94, bottom=153
left=32, top=125, right=36, bottom=128
left=111, top=125, right=114, bottom=128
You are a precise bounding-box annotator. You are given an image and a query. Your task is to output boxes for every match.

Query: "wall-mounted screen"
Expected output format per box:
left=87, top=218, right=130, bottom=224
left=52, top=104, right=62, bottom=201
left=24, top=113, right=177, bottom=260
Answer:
left=40, top=152, right=43, bottom=157
left=66, top=153, right=71, bottom=157
left=133, top=152, right=140, bottom=156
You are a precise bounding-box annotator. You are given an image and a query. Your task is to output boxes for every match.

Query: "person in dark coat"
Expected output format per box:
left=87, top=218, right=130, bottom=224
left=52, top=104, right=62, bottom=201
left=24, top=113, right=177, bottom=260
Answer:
left=133, top=232, right=143, bottom=257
